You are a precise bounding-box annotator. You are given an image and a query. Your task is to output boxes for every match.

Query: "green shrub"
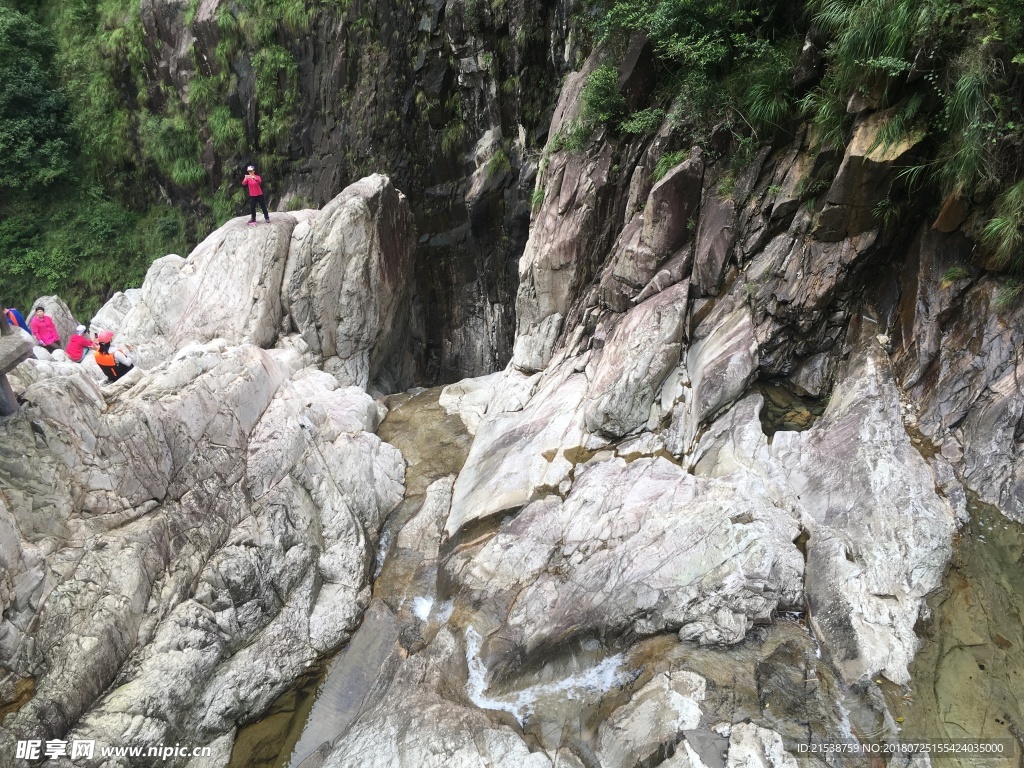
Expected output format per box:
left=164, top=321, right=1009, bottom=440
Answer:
left=581, top=63, right=626, bottom=126
left=806, top=0, right=1024, bottom=271
left=620, top=107, right=665, bottom=134
left=208, top=106, right=245, bottom=153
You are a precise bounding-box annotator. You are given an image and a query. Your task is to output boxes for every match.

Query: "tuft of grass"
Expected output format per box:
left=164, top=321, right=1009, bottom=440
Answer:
left=994, top=279, right=1024, bottom=309
left=981, top=180, right=1024, bottom=270
left=530, top=186, right=544, bottom=212
left=549, top=122, right=589, bottom=153
left=653, top=150, right=687, bottom=182
left=486, top=148, right=512, bottom=179
left=941, top=266, right=970, bottom=283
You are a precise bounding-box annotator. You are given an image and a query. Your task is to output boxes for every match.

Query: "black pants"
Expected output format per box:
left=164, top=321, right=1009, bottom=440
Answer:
left=249, top=195, right=269, bottom=221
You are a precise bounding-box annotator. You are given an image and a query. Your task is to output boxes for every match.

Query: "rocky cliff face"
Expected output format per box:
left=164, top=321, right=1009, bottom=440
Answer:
left=2, top=41, right=1023, bottom=768
left=138, top=0, right=582, bottom=383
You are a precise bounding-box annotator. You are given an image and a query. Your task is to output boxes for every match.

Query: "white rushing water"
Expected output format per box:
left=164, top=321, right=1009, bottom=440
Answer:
left=411, top=596, right=433, bottom=621
left=464, top=626, right=632, bottom=726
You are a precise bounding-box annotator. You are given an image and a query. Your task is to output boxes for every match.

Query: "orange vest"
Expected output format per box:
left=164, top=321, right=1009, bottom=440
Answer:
left=95, top=350, right=132, bottom=381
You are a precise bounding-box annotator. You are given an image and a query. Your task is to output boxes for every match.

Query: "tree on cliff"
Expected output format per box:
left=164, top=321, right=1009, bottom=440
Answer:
left=0, top=3, right=71, bottom=200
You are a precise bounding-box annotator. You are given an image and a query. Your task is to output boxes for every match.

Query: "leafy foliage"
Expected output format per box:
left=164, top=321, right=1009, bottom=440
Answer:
left=0, top=192, right=189, bottom=317
left=581, top=64, right=627, bottom=126
left=0, top=6, right=71, bottom=196
left=806, top=0, right=1024, bottom=268
left=587, top=0, right=803, bottom=143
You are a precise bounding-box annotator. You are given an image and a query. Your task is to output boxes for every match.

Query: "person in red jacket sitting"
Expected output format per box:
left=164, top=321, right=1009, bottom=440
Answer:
left=94, top=330, right=134, bottom=382
left=242, top=165, right=270, bottom=225
left=65, top=325, right=97, bottom=362
left=29, top=307, right=60, bottom=352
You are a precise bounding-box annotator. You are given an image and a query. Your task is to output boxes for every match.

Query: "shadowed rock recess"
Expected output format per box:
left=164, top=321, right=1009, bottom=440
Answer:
left=3, top=49, right=1024, bottom=768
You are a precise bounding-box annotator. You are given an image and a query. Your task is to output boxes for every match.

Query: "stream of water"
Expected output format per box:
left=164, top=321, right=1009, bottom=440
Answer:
left=228, top=383, right=1024, bottom=767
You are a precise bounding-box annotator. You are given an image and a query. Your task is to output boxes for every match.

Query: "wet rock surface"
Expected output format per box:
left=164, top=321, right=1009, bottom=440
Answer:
left=883, top=499, right=1024, bottom=767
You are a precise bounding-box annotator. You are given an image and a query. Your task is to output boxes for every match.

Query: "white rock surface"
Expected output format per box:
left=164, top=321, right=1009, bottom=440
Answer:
left=596, top=670, right=707, bottom=768
left=116, top=216, right=298, bottom=366
left=321, top=629, right=550, bottom=768
left=584, top=282, right=688, bottom=437
left=284, top=174, right=417, bottom=391
left=726, top=723, right=798, bottom=768
left=449, top=456, right=803, bottom=666
left=665, top=297, right=758, bottom=455
left=444, top=361, right=594, bottom=539
left=771, top=329, right=956, bottom=684
left=0, top=343, right=403, bottom=759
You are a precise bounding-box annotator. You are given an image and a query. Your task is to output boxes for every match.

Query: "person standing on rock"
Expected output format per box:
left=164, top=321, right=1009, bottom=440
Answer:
left=94, top=330, right=134, bottom=382
left=65, top=325, right=96, bottom=363
left=29, top=307, right=60, bottom=352
left=4, top=306, right=29, bottom=332
left=242, top=165, right=270, bottom=225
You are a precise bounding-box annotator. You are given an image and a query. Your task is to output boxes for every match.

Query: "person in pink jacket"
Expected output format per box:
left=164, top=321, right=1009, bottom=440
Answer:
left=29, top=307, right=60, bottom=352
left=242, top=165, right=270, bottom=225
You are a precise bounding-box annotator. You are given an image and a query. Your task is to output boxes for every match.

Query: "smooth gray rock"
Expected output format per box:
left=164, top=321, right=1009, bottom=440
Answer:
left=596, top=670, right=707, bottom=768
left=665, top=298, right=758, bottom=455
left=320, top=629, right=552, bottom=768
left=770, top=324, right=957, bottom=684
left=90, top=290, right=142, bottom=337
left=597, top=216, right=659, bottom=312
left=444, top=362, right=594, bottom=541
left=449, top=456, right=803, bottom=670
left=116, top=216, right=297, bottom=367
left=285, top=175, right=417, bottom=392
left=725, top=723, right=798, bottom=768
left=584, top=282, right=688, bottom=437
left=692, top=195, right=737, bottom=297
left=512, top=53, right=621, bottom=373
left=641, top=156, right=703, bottom=259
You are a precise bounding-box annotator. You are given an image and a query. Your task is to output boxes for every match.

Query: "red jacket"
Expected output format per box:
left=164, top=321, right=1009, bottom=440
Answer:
left=242, top=174, right=263, bottom=196
left=66, top=334, right=93, bottom=362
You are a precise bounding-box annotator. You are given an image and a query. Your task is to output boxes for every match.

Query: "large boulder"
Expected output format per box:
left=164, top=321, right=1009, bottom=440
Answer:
left=115, top=216, right=299, bottom=366
left=284, top=175, right=417, bottom=391
left=448, top=456, right=804, bottom=671
left=320, top=630, right=552, bottom=768
left=584, top=281, right=688, bottom=437
left=0, top=344, right=403, bottom=759
left=89, top=289, right=141, bottom=337
left=443, top=362, right=594, bottom=542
